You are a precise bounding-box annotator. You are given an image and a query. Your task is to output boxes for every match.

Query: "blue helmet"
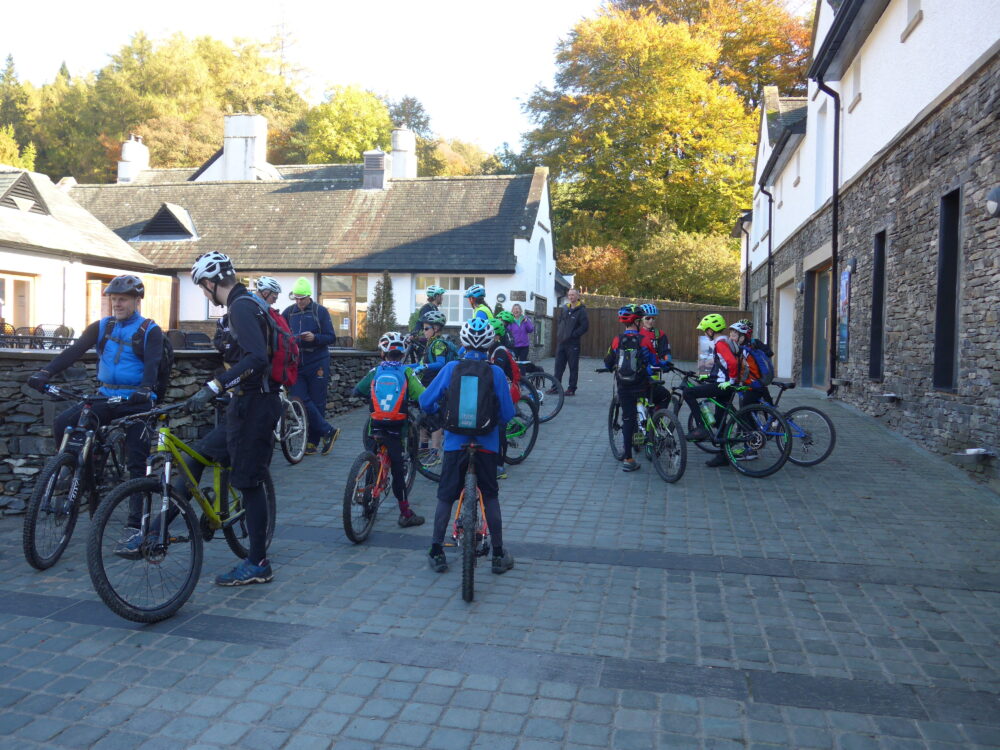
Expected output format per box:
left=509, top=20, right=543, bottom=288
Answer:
left=460, top=317, right=494, bottom=350
left=463, top=284, right=486, bottom=300
left=640, top=303, right=658, bottom=317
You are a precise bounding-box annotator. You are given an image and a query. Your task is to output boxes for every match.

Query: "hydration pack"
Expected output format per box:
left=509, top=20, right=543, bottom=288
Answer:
left=97, top=317, right=174, bottom=401
left=370, top=364, right=408, bottom=425
left=615, top=332, right=644, bottom=386
left=443, top=359, right=498, bottom=436
left=744, top=340, right=775, bottom=387
left=234, top=295, right=300, bottom=387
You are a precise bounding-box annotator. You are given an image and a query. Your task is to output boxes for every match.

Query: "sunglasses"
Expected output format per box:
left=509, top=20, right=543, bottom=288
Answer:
left=422, top=326, right=435, bottom=331
left=643, top=316, right=656, bottom=320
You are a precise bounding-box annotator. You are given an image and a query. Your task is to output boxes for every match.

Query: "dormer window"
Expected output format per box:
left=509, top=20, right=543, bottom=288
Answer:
left=0, top=172, right=49, bottom=215
left=130, top=202, right=197, bottom=241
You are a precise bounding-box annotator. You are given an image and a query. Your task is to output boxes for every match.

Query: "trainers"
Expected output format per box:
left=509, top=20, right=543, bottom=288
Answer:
left=687, top=427, right=710, bottom=441
left=565, top=388, right=577, bottom=396
left=320, top=427, right=341, bottom=455
left=421, top=448, right=441, bottom=468
left=215, top=558, right=273, bottom=586
left=705, top=453, right=729, bottom=468
left=545, top=387, right=559, bottom=395
left=622, top=459, right=640, bottom=472
left=304, top=443, right=318, bottom=455
left=497, top=469, right=508, bottom=480
left=491, top=550, right=515, bottom=574
left=731, top=447, right=759, bottom=461
left=398, top=512, right=425, bottom=528
left=114, top=527, right=143, bottom=560
left=428, top=548, right=448, bottom=573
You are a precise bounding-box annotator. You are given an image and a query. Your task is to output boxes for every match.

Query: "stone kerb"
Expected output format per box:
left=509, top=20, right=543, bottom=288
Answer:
left=0, top=348, right=380, bottom=503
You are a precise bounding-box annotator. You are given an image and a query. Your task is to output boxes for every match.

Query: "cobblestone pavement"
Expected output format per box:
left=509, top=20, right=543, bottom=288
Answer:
left=1, top=358, right=998, bottom=749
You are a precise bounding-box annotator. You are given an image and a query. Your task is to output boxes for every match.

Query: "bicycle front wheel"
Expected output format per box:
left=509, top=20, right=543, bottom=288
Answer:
left=223, top=472, right=277, bottom=558
left=415, top=414, right=443, bottom=482
left=504, top=397, right=539, bottom=465
left=686, top=410, right=721, bottom=454
left=723, top=404, right=792, bottom=478
left=343, top=452, right=380, bottom=543
left=87, top=477, right=203, bottom=623
left=785, top=406, right=836, bottom=466
left=461, top=468, right=478, bottom=603
left=649, top=409, right=687, bottom=483
left=280, top=396, right=308, bottom=464
left=23, top=453, right=80, bottom=570
left=524, top=372, right=564, bottom=423
left=608, top=396, right=626, bottom=460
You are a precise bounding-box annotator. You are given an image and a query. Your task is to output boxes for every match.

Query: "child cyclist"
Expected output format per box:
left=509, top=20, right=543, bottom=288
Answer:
left=488, top=317, right=523, bottom=481
left=418, top=318, right=516, bottom=574
left=638, top=303, right=672, bottom=365
left=464, top=284, right=495, bottom=321
left=604, top=304, right=666, bottom=472
left=413, top=309, right=452, bottom=465
left=683, top=313, right=740, bottom=468
left=731, top=319, right=773, bottom=408
left=354, top=332, right=426, bottom=528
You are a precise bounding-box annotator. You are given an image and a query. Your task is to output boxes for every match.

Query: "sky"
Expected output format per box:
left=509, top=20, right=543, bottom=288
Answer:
left=3, top=0, right=606, bottom=153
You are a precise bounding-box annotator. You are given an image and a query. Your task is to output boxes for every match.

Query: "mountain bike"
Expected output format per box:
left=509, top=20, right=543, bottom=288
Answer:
left=86, top=401, right=276, bottom=623
left=598, top=369, right=687, bottom=482
left=343, top=424, right=417, bottom=543
left=273, top=386, right=307, bottom=464
left=516, top=363, right=564, bottom=423
left=443, top=442, right=491, bottom=602
left=758, top=381, right=837, bottom=466
left=22, top=385, right=129, bottom=570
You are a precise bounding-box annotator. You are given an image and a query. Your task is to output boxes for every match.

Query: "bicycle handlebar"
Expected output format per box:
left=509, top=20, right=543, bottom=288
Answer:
left=43, top=384, right=124, bottom=404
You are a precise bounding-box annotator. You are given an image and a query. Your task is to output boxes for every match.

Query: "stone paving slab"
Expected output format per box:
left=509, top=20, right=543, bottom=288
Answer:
left=0, top=358, right=998, bottom=748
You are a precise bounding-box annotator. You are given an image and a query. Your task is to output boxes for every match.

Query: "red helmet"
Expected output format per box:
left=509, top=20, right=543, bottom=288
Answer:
left=617, top=304, right=641, bottom=324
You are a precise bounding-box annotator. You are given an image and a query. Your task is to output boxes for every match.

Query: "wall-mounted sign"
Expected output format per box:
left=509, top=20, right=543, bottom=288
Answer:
left=838, top=268, right=851, bottom=362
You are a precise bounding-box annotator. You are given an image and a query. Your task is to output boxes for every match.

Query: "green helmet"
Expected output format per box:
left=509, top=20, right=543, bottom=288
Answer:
left=497, top=310, right=516, bottom=324
left=696, top=313, right=726, bottom=332
left=488, top=318, right=507, bottom=337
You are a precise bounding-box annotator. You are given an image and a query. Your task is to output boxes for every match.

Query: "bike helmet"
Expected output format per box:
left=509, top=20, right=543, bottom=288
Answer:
left=497, top=310, right=516, bottom=324
left=463, top=283, right=486, bottom=300
left=460, top=317, right=494, bottom=350
left=191, top=251, right=235, bottom=285
left=420, top=310, right=447, bottom=328
left=730, top=320, right=752, bottom=335
left=639, top=303, right=658, bottom=317
left=735, top=318, right=754, bottom=335
left=425, top=284, right=446, bottom=299
left=255, top=276, right=281, bottom=295
left=618, top=304, right=641, bottom=324
left=378, top=331, right=406, bottom=353
left=488, top=318, right=507, bottom=338
left=104, top=275, right=145, bottom=298
left=696, top=313, right=726, bottom=332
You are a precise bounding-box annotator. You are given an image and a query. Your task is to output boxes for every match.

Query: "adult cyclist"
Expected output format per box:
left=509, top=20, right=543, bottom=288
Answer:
left=464, top=284, right=494, bottom=321
left=411, top=284, right=446, bottom=336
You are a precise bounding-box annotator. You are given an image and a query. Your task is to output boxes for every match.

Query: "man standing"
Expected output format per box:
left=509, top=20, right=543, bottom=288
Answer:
left=552, top=288, right=589, bottom=396
left=282, top=278, right=339, bottom=455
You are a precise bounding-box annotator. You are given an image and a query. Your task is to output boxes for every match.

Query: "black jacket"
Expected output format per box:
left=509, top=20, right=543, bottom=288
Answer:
left=556, top=303, right=589, bottom=346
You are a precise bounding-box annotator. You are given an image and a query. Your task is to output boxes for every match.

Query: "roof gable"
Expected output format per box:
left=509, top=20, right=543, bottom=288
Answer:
left=133, top=202, right=197, bottom=239
left=0, top=172, right=49, bottom=215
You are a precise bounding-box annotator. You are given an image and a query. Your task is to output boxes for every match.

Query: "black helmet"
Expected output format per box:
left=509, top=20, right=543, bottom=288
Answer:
left=104, top=275, right=145, bottom=298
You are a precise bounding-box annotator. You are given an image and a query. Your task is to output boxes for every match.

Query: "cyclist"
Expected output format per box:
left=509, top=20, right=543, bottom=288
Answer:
left=732, top=319, right=773, bottom=409
left=488, top=317, right=522, bottom=481
left=604, top=304, right=662, bottom=472
left=411, top=284, right=446, bottom=335
left=254, top=276, right=282, bottom=307
left=282, top=278, right=339, bottom=456
left=491, top=311, right=516, bottom=349
left=418, top=318, right=516, bottom=575
left=638, top=303, right=671, bottom=365
left=683, top=313, right=740, bottom=468
left=187, top=251, right=280, bottom=586
left=507, top=304, right=534, bottom=361
left=464, top=284, right=494, bottom=321
left=354, top=332, right=426, bottom=528
left=27, top=275, right=163, bottom=528
left=413, top=310, right=453, bottom=386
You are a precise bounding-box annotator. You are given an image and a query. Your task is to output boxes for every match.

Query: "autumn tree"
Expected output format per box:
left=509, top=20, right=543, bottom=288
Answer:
left=556, top=245, right=631, bottom=295
left=296, top=86, right=392, bottom=164
left=630, top=224, right=740, bottom=305
left=610, top=0, right=811, bottom=108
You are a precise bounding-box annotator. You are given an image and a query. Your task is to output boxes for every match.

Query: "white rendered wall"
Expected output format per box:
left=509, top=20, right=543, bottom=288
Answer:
left=776, top=283, right=796, bottom=378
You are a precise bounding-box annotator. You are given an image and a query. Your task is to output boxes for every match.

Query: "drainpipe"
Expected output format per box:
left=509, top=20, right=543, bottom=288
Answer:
left=758, top=186, right=775, bottom=344
left=741, top=223, right=752, bottom=310
left=815, top=76, right=841, bottom=397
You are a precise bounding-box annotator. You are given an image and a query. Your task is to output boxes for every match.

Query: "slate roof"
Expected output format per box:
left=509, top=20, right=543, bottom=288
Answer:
left=130, top=162, right=364, bottom=186
left=70, top=172, right=545, bottom=273
left=763, top=87, right=808, bottom=144
left=0, top=166, right=153, bottom=269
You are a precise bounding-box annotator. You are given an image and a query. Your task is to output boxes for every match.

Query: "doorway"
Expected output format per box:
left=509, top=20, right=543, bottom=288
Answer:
left=802, top=265, right=832, bottom=389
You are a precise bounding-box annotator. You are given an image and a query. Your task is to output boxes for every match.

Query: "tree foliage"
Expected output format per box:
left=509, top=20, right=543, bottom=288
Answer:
left=556, top=245, right=632, bottom=295
left=0, top=124, right=36, bottom=169
left=296, top=85, right=392, bottom=164
left=361, top=271, right=398, bottom=349
left=630, top=225, right=740, bottom=305
left=610, top=0, right=811, bottom=109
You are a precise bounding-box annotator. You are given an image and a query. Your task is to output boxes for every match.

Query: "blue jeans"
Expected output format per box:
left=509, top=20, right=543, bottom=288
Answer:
left=292, top=361, right=332, bottom=444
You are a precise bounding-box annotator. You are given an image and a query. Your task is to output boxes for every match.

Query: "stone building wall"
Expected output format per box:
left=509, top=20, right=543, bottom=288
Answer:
left=748, top=53, right=999, bottom=486
left=0, top=349, right=379, bottom=506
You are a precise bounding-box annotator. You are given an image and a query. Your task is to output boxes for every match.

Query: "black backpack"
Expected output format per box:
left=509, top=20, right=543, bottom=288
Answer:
left=443, top=359, right=499, bottom=436
left=97, top=317, right=174, bottom=401
left=615, top=332, right=644, bottom=386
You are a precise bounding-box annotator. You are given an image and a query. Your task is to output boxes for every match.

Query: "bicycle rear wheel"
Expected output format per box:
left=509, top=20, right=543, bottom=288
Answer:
left=608, top=396, right=626, bottom=460
left=722, top=404, right=791, bottom=478
left=223, top=472, right=277, bottom=558
left=87, top=477, right=202, bottom=623
left=785, top=406, right=836, bottom=466
left=686, top=410, right=721, bottom=454
left=649, top=409, right=687, bottom=483
left=23, top=453, right=80, bottom=570
left=343, top=452, right=381, bottom=543
left=524, top=372, right=564, bottom=423
left=461, top=468, right=478, bottom=603
left=415, top=414, right=443, bottom=482
left=280, top=396, right=308, bottom=464
left=504, top=397, right=539, bottom=465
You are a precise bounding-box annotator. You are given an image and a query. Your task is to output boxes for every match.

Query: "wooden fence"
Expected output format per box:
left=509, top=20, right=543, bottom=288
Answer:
left=560, top=306, right=750, bottom=361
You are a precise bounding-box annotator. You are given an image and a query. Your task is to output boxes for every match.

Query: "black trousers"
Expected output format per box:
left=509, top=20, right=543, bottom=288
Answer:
left=53, top=400, right=151, bottom=480
left=682, top=382, right=734, bottom=435
left=372, top=427, right=409, bottom=504
left=513, top=346, right=529, bottom=361
left=433, top=449, right=503, bottom=553
left=554, top=341, right=581, bottom=390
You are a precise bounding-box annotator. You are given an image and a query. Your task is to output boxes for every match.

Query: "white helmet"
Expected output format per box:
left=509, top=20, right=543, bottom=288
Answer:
left=378, top=331, right=407, bottom=353
left=255, top=276, right=281, bottom=295
left=191, top=252, right=235, bottom=285
left=459, top=318, right=494, bottom=350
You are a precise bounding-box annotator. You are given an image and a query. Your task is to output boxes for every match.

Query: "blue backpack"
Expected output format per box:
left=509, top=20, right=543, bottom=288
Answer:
left=370, top=364, right=408, bottom=426
left=744, top=341, right=775, bottom=387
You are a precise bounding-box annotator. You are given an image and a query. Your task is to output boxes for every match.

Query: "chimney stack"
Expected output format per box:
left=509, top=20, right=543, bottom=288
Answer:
left=363, top=149, right=392, bottom=189
left=390, top=128, right=417, bottom=179
left=223, top=114, right=271, bottom=181
left=117, top=134, right=149, bottom=183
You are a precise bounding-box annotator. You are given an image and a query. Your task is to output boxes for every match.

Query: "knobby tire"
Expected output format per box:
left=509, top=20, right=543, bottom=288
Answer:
left=23, top=452, right=79, bottom=570
left=461, top=467, right=478, bottom=603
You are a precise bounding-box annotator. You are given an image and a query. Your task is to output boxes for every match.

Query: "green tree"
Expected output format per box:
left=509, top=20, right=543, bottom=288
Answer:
left=32, top=66, right=108, bottom=181
left=433, top=138, right=496, bottom=176
left=361, top=270, right=398, bottom=349
left=611, top=0, right=812, bottom=108
left=630, top=224, right=740, bottom=305
left=523, top=9, right=755, bottom=245
left=387, top=95, right=445, bottom=176
left=297, top=86, right=392, bottom=164
left=0, top=55, right=35, bottom=149
left=0, top=124, right=36, bottom=169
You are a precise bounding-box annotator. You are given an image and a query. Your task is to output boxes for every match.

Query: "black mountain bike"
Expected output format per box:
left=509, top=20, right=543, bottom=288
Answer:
left=23, top=385, right=130, bottom=570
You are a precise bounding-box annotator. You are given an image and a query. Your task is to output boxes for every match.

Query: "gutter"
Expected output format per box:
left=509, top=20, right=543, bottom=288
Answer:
left=741, top=223, right=751, bottom=310
left=814, top=77, right=842, bottom=397
left=757, top=186, right=775, bottom=344
left=807, top=0, right=865, bottom=80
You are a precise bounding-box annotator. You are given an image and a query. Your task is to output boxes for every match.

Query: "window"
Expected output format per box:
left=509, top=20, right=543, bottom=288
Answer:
left=901, top=0, right=923, bottom=42
left=414, top=276, right=485, bottom=325
left=933, top=190, right=961, bottom=390
left=814, top=101, right=828, bottom=209
left=318, top=274, right=367, bottom=339
left=794, top=151, right=801, bottom=187
left=869, top=232, right=886, bottom=379
left=536, top=239, right=546, bottom=294
left=0, top=272, right=34, bottom=329
left=848, top=60, right=862, bottom=113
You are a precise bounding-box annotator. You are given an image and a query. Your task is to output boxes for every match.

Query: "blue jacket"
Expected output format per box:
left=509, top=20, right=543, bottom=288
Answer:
left=282, top=301, right=335, bottom=368
left=418, top=350, right=516, bottom=453
left=96, top=312, right=156, bottom=399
